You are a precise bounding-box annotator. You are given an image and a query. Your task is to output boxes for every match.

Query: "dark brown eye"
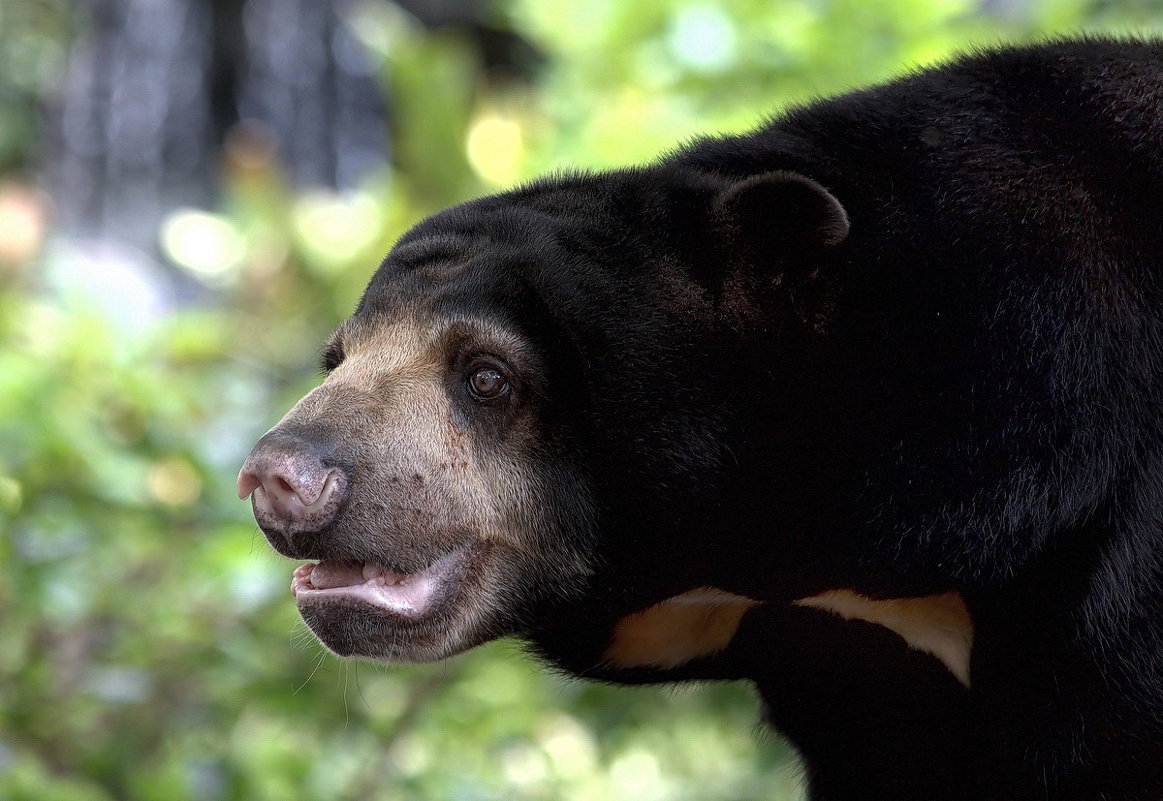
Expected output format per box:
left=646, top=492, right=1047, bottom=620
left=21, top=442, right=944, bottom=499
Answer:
left=468, top=367, right=509, bottom=401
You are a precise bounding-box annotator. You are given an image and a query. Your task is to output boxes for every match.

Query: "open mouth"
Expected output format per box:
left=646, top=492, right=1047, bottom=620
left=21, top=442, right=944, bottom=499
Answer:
left=291, top=549, right=468, bottom=619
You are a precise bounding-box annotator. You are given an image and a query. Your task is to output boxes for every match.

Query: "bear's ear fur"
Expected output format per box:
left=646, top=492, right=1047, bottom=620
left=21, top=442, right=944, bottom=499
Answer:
left=691, top=171, right=848, bottom=331
left=712, top=170, right=849, bottom=267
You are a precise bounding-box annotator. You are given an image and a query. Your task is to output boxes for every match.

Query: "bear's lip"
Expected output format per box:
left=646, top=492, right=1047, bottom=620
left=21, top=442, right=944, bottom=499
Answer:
left=291, top=548, right=467, bottom=619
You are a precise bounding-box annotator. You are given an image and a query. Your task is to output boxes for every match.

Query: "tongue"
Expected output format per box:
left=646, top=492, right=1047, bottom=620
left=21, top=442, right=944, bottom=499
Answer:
left=293, top=559, right=439, bottom=617
left=309, top=560, right=409, bottom=589
left=309, top=560, right=365, bottom=589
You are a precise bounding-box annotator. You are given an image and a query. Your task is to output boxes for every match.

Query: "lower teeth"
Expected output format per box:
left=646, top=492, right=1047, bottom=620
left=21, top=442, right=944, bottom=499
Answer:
left=361, top=561, right=399, bottom=584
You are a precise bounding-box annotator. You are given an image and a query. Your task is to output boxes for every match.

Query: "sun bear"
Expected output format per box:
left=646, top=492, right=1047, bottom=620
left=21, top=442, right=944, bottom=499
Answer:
left=238, top=38, right=1163, bottom=800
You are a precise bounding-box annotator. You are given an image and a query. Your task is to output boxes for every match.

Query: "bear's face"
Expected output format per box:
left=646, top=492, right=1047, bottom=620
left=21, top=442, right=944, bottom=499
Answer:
left=238, top=230, right=603, bottom=662
left=286, top=321, right=592, bottom=661
left=240, top=168, right=854, bottom=665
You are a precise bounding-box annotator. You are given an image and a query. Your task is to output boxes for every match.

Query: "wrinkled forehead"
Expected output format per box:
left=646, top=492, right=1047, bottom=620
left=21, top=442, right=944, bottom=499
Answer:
left=334, top=305, right=536, bottom=370
left=363, top=242, right=521, bottom=314
left=332, top=184, right=620, bottom=374
left=332, top=235, right=552, bottom=370
left=363, top=195, right=562, bottom=308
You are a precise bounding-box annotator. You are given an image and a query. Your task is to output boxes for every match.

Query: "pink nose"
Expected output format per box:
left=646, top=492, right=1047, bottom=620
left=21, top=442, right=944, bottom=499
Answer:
left=237, top=443, right=346, bottom=541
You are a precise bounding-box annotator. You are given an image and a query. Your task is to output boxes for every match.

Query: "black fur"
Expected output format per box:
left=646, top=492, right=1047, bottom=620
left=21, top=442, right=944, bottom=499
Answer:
left=321, top=39, right=1163, bottom=799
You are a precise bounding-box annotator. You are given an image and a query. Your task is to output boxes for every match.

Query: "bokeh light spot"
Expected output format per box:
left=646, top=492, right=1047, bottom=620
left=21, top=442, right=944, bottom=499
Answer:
left=160, top=209, right=246, bottom=284
left=667, top=4, right=738, bottom=74
left=147, top=458, right=202, bottom=507
left=466, top=113, right=525, bottom=186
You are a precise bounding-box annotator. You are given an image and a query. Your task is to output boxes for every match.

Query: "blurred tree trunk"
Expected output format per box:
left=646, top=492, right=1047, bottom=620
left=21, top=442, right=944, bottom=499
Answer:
left=45, top=0, right=389, bottom=256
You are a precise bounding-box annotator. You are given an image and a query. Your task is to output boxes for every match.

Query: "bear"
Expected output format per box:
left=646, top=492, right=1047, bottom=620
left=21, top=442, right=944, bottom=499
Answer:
left=238, top=37, right=1163, bottom=801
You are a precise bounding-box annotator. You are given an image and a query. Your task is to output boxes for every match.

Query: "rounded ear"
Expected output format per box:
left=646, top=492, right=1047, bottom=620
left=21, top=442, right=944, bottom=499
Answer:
left=713, top=171, right=849, bottom=261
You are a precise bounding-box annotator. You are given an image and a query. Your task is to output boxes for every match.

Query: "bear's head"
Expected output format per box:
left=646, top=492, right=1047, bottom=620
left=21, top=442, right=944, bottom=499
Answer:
left=237, top=166, right=860, bottom=668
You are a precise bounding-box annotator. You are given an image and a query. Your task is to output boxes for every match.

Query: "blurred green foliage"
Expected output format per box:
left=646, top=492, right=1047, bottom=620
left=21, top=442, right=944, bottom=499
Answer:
left=0, top=0, right=72, bottom=173
left=2, top=1, right=1161, bottom=799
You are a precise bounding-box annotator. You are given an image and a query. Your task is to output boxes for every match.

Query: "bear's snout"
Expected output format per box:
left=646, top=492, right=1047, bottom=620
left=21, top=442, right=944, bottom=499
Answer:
left=237, top=434, right=349, bottom=553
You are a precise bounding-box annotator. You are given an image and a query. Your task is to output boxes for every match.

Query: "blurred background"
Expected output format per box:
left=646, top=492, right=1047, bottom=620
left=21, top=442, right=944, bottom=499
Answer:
left=1, top=1, right=1159, bottom=799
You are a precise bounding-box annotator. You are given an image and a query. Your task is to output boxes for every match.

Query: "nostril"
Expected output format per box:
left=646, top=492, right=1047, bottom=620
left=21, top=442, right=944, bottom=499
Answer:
left=267, top=469, right=327, bottom=508
left=273, top=475, right=297, bottom=499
